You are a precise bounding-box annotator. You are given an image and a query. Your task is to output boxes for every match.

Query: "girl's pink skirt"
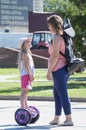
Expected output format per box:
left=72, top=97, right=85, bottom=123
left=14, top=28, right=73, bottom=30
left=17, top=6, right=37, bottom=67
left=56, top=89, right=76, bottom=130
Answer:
left=21, top=75, right=32, bottom=90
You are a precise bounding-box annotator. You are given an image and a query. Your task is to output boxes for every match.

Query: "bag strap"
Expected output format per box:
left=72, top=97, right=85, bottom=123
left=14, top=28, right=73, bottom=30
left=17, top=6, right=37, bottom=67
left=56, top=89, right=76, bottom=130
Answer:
left=59, top=34, right=66, bottom=58
left=60, top=51, right=66, bottom=58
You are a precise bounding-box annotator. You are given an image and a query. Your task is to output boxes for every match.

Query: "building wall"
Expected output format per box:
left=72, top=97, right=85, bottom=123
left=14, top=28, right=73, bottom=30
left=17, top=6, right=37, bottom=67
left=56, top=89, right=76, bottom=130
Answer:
left=0, top=48, right=48, bottom=68
left=0, top=33, right=32, bottom=48
left=33, top=0, right=43, bottom=12
left=29, top=12, right=57, bottom=33
left=0, top=0, right=43, bottom=33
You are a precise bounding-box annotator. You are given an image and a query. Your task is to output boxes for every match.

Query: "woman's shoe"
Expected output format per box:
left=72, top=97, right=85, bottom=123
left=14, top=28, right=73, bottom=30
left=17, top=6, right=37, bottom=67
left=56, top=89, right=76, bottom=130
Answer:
left=49, top=119, right=60, bottom=125
left=58, top=120, right=74, bottom=126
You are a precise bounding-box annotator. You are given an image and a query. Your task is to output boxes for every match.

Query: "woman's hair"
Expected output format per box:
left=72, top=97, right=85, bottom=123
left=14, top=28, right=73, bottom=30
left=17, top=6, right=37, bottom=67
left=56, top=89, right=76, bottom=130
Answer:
left=47, top=15, right=63, bottom=34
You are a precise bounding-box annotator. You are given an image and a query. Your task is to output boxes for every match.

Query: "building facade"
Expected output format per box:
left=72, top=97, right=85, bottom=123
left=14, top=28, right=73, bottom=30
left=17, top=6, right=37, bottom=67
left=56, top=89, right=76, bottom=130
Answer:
left=0, top=0, right=43, bottom=33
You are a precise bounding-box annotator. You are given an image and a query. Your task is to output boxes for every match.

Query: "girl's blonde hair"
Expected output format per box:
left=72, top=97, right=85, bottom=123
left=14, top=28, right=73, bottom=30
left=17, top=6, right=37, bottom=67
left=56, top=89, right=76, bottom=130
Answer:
left=18, top=38, right=32, bottom=70
left=47, top=15, right=63, bottom=34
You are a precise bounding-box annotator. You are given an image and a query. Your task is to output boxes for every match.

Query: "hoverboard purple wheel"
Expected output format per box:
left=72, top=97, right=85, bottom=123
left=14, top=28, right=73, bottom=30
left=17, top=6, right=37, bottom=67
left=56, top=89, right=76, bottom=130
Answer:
left=15, top=108, right=31, bottom=125
left=29, top=106, right=40, bottom=123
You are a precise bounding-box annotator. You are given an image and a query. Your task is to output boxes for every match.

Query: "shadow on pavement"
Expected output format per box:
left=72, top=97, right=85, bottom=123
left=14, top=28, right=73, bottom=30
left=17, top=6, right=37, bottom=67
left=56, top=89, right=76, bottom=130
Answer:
left=0, top=124, right=57, bottom=130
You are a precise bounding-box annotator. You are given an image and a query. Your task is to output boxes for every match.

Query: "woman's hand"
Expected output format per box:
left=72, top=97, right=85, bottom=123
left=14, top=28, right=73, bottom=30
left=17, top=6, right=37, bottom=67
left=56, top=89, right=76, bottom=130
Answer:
left=47, top=71, right=52, bottom=80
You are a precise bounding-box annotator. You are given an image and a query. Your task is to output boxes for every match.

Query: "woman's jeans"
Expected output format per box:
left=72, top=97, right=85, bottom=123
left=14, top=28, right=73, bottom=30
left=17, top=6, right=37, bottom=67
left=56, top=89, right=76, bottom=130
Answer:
left=52, top=65, right=71, bottom=116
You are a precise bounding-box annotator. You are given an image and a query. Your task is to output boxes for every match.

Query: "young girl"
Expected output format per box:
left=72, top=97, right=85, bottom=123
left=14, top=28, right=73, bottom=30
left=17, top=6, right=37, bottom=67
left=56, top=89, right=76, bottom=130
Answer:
left=18, top=37, right=34, bottom=109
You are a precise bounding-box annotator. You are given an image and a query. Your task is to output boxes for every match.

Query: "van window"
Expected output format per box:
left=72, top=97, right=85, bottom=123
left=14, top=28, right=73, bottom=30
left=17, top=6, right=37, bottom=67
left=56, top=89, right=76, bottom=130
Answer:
left=33, top=33, right=40, bottom=45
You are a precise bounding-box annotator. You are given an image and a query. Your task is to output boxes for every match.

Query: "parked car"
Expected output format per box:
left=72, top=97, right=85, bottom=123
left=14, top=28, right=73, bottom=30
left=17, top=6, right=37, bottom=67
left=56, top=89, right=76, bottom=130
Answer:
left=31, top=31, right=53, bottom=49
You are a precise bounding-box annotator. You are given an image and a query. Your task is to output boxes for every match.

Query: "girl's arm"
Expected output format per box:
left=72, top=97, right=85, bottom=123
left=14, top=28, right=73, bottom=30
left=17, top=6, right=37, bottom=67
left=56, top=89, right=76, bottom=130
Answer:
left=22, top=53, right=34, bottom=81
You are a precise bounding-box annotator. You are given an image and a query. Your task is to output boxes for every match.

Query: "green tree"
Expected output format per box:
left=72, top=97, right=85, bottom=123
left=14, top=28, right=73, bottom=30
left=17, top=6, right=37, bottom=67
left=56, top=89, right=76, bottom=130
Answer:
left=69, top=0, right=86, bottom=15
left=44, top=0, right=80, bottom=17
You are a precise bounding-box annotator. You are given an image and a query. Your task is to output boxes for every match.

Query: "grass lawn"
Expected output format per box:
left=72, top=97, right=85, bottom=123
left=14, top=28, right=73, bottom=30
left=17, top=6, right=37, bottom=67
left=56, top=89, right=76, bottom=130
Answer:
left=0, top=68, right=86, bottom=98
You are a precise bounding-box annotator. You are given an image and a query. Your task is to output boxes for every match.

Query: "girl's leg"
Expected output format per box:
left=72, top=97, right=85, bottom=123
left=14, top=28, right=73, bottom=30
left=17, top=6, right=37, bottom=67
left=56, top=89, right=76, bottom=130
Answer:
left=24, top=89, right=29, bottom=108
left=20, top=88, right=25, bottom=108
left=20, top=88, right=28, bottom=109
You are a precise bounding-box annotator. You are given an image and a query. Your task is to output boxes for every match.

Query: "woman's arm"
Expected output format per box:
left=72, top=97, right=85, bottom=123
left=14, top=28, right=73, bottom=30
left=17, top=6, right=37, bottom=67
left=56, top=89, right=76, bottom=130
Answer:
left=47, top=35, right=61, bottom=80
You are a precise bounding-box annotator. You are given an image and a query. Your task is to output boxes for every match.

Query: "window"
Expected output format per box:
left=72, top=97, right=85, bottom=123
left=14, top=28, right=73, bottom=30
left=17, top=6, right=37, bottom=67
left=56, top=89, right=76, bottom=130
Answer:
left=33, top=33, right=40, bottom=45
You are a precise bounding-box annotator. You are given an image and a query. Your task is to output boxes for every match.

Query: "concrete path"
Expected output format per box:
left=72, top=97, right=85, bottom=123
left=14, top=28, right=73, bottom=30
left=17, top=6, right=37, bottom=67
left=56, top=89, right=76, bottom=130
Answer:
left=0, top=75, right=86, bottom=82
left=0, top=75, right=49, bottom=82
left=0, top=100, right=86, bottom=130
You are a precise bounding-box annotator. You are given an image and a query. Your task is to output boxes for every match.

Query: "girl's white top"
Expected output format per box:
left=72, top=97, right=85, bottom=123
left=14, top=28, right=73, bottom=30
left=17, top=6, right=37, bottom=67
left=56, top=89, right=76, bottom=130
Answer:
left=20, top=53, right=34, bottom=76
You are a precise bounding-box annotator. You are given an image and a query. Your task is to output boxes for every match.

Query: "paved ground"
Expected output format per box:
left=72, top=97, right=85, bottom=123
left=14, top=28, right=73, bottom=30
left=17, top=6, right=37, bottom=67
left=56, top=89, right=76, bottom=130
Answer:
left=0, top=100, right=86, bottom=130
left=0, top=75, right=49, bottom=82
left=0, top=75, right=86, bottom=82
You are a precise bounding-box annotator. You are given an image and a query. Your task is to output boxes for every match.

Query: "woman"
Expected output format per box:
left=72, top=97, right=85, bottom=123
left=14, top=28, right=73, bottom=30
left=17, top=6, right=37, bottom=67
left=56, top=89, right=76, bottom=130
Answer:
left=18, top=37, right=34, bottom=109
left=47, top=15, right=74, bottom=126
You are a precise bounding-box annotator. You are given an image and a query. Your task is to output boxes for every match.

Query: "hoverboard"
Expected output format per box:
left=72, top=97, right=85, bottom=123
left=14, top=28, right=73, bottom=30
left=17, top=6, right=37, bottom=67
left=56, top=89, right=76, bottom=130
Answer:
left=15, top=106, right=40, bottom=125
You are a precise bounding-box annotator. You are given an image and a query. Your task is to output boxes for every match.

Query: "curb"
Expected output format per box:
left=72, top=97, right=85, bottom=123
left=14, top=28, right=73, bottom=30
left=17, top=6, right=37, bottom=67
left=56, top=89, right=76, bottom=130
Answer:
left=0, top=96, right=86, bottom=102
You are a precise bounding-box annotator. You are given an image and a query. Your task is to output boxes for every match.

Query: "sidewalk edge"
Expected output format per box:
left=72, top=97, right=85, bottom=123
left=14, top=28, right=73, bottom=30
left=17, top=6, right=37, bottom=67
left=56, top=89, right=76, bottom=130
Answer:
left=0, top=96, right=86, bottom=102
